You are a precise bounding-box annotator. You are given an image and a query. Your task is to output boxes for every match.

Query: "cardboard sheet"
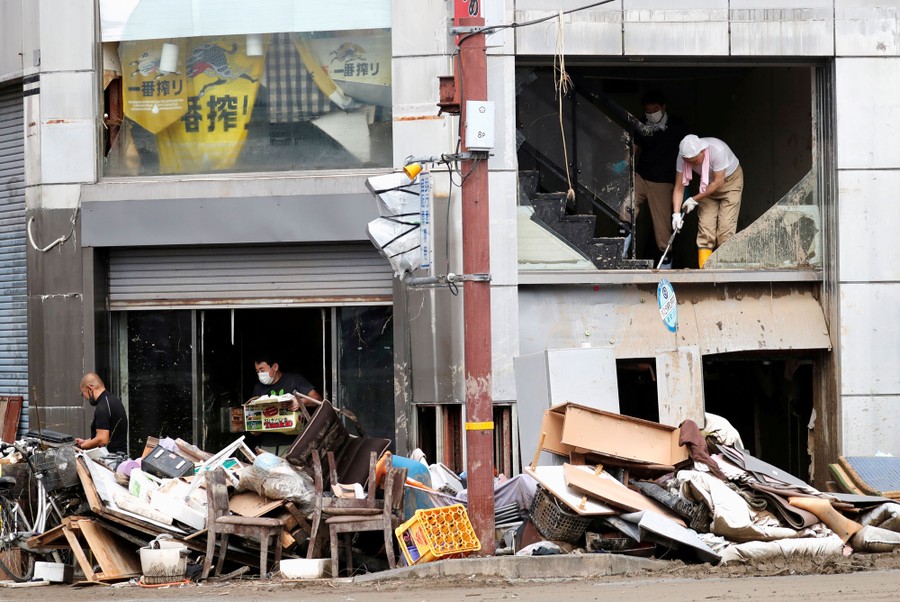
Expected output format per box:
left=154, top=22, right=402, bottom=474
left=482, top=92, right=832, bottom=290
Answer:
left=562, top=463, right=685, bottom=525
left=228, top=491, right=284, bottom=518
left=524, top=465, right=615, bottom=516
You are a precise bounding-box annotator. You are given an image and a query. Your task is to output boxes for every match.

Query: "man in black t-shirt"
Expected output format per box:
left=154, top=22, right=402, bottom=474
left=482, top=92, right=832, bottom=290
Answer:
left=76, top=373, right=129, bottom=455
left=251, top=355, right=322, bottom=455
left=627, top=90, right=689, bottom=267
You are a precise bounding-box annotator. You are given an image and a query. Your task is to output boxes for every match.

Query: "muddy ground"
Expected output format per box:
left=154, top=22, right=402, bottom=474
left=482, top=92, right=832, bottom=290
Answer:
left=4, top=552, right=900, bottom=601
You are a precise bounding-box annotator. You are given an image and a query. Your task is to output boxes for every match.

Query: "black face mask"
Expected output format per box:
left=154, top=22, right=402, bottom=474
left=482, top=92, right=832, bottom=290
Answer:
left=89, top=392, right=99, bottom=407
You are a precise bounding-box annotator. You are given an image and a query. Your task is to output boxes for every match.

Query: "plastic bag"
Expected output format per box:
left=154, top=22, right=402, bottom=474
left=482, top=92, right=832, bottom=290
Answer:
left=236, top=453, right=315, bottom=510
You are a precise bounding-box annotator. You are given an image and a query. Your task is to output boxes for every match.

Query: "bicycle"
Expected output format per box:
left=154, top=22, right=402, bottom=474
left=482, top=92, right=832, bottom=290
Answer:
left=0, top=439, right=86, bottom=582
left=0, top=470, right=36, bottom=581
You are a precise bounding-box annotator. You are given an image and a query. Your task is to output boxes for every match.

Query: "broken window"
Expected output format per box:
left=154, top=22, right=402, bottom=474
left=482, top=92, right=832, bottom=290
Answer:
left=516, top=63, right=821, bottom=271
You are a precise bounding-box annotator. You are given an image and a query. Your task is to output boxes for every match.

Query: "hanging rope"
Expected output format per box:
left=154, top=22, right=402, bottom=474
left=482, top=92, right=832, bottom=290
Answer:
left=553, top=11, right=575, bottom=203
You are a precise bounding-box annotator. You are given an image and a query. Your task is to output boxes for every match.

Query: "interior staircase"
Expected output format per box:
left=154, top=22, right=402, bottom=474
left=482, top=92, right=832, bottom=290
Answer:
left=519, top=171, right=653, bottom=270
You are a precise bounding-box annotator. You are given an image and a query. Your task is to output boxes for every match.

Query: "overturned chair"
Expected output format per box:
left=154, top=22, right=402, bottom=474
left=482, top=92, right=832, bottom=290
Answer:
left=202, top=467, right=286, bottom=580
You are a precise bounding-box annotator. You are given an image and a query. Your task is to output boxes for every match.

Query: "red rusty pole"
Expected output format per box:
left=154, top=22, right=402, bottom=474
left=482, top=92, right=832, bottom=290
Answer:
left=457, top=14, right=495, bottom=554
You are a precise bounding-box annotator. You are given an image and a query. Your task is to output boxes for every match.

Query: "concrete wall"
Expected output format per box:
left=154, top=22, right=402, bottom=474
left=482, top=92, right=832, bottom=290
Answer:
left=0, top=0, right=39, bottom=82
left=834, top=57, right=900, bottom=455
left=25, top=0, right=97, bottom=436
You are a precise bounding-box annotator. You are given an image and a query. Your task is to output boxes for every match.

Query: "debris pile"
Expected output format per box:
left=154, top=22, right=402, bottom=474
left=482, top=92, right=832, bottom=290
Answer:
left=511, top=401, right=900, bottom=565
left=3, top=393, right=900, bottom=588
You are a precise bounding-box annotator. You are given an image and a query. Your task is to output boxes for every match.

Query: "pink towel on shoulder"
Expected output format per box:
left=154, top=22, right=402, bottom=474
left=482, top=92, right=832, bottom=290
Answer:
left=682, top=151, right=710, bottom=193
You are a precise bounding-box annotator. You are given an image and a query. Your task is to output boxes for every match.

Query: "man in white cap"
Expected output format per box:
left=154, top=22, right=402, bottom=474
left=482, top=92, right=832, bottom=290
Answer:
left=671, top=134, right=743, bottom=268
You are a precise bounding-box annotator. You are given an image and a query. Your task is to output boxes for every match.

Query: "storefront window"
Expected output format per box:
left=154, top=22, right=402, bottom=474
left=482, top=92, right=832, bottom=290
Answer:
left=101, top=2, right=392, bottom=176
left=337, top=306, right=395, bottom=445
left=118, top=311, right=194, bottom=458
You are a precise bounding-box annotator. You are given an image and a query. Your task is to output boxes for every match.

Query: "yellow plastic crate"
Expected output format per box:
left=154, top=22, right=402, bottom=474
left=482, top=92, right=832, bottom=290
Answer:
left=394, top=503, right=481, bottom=565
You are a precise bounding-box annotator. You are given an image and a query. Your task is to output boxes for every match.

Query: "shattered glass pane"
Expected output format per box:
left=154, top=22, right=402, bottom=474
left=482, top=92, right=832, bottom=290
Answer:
left=704, top=171, right=821, bottom=269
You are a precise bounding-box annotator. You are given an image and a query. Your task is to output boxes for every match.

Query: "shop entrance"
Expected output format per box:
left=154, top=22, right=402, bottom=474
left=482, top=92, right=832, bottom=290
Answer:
left=703, top=355, right=814, bottom=481
left=614, top=354, right=815, bottom=480
left=112, top=305, right=394, bottom=457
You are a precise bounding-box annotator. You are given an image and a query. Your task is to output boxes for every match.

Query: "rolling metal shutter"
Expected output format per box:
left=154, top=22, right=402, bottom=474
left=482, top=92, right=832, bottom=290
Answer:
left=0, top=83, right=27, bottom=434
left=108, top=243, right=395, bottom=309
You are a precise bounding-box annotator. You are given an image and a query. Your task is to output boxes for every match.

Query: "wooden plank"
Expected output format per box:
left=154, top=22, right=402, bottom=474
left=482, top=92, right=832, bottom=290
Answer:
left=229, top=491, right=284, bottom=518
left=26, top=521, right=69, bottom=548
left=3, top=397, right=23, bottom=443
left=0, top=579, right=50, bottom=588
left=0, top=399, right=9, bottom=442
left=62, top=524, right=97, bottom=582
left=75, top=458, right=104, bottom=513
left=524, top=466, right=615, bottom=516
left=562, top=463, right=685, bottom=525
left=76, top=519, right=141, bottom=580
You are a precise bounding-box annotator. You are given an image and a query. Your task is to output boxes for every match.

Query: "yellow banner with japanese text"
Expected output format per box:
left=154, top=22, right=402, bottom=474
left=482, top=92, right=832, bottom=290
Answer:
left=120, top=40, right=188, bottom=134
left=156, top=36, right=267, bottom=174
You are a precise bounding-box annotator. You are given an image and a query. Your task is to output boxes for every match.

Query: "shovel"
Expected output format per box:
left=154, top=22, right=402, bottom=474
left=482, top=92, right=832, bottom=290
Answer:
left=656, top=206, right=688, bottom=269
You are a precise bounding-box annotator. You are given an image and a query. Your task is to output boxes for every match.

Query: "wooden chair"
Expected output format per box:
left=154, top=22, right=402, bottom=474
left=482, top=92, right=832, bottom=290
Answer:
left=327, top=455, right=407, bottom=576
left=305, top=449, right=384, bottom=559
left=202, top=467, right=286, bottom=580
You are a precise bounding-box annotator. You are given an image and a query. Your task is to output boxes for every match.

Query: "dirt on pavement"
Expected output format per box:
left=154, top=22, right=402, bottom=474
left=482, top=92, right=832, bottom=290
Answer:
left=4, top=551, right=900, bottom=601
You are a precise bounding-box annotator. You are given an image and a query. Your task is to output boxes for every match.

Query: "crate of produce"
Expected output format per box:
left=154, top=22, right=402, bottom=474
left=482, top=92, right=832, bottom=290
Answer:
left=395, top=503, right=481, bottom=565
left=243, top=394, right=306, bottom=435
left=529, top=484, right=591, bottom=543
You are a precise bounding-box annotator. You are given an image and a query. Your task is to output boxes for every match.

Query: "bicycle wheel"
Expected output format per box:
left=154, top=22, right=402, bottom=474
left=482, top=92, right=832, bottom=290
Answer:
left=0, top=503, right=35, bottom=582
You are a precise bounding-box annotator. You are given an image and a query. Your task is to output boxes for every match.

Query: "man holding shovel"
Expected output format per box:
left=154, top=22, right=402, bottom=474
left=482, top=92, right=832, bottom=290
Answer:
left=672, top=134, right=744, bottom=268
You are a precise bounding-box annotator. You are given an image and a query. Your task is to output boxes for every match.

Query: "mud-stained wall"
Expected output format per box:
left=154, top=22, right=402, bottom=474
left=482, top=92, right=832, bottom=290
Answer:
left=26, top=208, right=93, bottom=439
left=518, top=282, right=830, bottom=360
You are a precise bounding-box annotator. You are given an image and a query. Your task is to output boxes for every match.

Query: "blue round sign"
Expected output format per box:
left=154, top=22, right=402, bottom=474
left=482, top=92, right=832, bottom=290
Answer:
left=657, top=278, right=678, bottom=333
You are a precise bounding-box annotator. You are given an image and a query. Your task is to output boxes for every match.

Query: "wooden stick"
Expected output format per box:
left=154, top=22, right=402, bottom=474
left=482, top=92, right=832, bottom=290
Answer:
left=530, top=432, right=546, bottom=470
left=578, top=496, right=587, bottom=510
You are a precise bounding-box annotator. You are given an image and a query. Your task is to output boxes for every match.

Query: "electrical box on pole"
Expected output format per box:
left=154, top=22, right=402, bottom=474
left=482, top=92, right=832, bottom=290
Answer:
left=465, top=100, right=495, bottom=151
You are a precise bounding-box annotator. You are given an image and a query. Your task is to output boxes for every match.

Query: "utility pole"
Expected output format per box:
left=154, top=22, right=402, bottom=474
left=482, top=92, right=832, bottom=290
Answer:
left=457, top=12, right=495, bottom=554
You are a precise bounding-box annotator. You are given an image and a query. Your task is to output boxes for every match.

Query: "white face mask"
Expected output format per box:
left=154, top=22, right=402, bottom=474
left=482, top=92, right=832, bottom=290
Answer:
left=645, top=110, right=664, bottom=124
left=258, top=371, right=274, bottom=386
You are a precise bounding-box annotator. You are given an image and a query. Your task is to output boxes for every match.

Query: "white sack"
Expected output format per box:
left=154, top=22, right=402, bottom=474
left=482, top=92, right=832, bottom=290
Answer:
left=719, top=534, right=845, bottom=563
left=849, top=525, right=900, bottom=553
left=703, top=412, right=745, bottom=449
left=860, top=502, right=900, bottom=532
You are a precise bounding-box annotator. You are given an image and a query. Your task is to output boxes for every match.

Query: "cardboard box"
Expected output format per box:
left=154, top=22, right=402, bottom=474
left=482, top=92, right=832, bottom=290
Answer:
left=541, top=402, right=689, bottom=466
left=243, top=394, right=305, bottom=435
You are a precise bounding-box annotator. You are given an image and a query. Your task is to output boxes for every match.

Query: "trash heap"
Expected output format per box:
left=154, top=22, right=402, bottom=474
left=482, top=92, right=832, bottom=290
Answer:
left=1, top=394, right=485, bottom=587
left=509, top=401, right=900, bottom=564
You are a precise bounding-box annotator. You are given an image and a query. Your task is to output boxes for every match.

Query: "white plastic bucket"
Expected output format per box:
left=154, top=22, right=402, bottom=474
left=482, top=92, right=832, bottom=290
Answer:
left=139, top=539, right=187, bottom=583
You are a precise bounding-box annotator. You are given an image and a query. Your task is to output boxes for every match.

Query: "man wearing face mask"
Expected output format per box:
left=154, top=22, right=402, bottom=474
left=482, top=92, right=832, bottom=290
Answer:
left=75, top=372, right=129, bottom=455
left=251, top=356, right=323, bottom=454
left=628, top=90, right=689, bottom=268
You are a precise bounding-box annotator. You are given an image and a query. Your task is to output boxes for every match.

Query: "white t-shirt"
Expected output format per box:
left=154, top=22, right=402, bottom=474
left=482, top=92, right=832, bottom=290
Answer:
left=675, top=137, right=740, bottom=178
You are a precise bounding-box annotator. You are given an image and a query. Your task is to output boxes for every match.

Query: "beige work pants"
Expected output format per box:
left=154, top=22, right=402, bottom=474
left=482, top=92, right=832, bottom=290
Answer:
left=696, top=165, right=744, bottom=250
left=627, top=174, right=675, bottom=252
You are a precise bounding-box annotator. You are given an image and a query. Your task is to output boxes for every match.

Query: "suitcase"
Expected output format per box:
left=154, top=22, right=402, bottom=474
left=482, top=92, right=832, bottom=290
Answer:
left=141, top=447, right=195, bottom=479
